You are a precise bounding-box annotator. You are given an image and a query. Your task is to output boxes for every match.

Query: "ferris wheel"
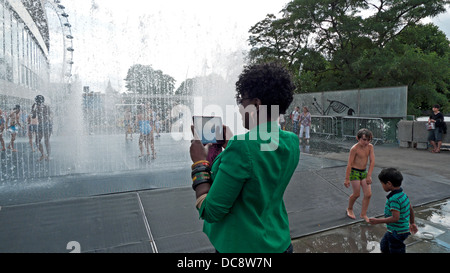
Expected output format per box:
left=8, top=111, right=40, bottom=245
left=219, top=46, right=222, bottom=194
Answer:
left=44, top=0, right=74, bottom=84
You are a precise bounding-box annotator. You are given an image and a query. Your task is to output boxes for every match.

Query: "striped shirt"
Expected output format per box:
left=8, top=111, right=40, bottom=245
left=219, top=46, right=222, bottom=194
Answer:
left=384, top=188, right=411, bottom=234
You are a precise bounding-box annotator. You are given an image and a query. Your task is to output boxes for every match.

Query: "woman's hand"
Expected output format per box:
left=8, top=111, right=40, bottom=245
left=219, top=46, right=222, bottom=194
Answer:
left=190, top=124, right=233, bottom=163
left=190, top=140, right=209, bottom=163
left=190, top=125, right=209, bottom=163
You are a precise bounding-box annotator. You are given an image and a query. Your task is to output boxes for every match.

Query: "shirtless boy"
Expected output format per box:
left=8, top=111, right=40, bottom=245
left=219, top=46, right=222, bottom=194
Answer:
left=7, top=105, right=22, bottom=152
left=27, top=112, right=39, bottom=152
left=136, top=106, right=156, bottom=159
left=344, top=128, right=375, bottom=222
left=32, top=95, right=52, bottom=161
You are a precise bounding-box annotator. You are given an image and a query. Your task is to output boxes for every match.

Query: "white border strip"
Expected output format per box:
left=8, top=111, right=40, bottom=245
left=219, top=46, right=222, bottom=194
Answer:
left=136, top=192, right=158, bottom=253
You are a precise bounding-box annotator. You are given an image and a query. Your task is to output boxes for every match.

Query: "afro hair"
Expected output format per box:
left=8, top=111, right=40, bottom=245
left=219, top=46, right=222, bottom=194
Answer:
left=235, top=62, right=295, bottom=115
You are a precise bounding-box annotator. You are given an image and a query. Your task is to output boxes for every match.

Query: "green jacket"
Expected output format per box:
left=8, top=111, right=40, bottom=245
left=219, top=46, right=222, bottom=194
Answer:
left=198, top=121, right=300, bottom=253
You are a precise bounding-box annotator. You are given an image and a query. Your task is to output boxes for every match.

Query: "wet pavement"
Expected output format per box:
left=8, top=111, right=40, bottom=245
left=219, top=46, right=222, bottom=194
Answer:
left=292, top=142, right=450, bottom=253
left=0, top=134, right=449, bottom=253
left=0, top=133, right=191, bottom=183
left=292, top=199, right=450, bottom=253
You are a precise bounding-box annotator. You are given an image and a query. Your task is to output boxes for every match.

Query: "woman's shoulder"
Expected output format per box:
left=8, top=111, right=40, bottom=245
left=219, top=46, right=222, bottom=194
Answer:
left=280, top=129, right=300, bottom=144
left=227, top=135, right=248, bottom=148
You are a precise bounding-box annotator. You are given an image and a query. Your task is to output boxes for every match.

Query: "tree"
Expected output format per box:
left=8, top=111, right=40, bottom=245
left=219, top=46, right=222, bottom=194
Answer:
left=385, top=24, right=450, bottom=116
left=124, top=64, right=175, bottom=95
left=124, top=64, right=176, bottom=122
left=248, top=0, right=450, bottom=114
left=248, top=14, right=310, bottom=68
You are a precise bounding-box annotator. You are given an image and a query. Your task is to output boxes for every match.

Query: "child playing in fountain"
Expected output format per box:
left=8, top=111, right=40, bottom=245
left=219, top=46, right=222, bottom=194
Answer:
left=136, top=105, right=156, bottom=159
left=0, top=108, right=6, bottom=151
left=32, top=95, right=53, bottom=161
left=369, top=168, right=418, bottom=253
left=7, top=105, right=22, bottom=152
left=344, top=128, right=375, bottom=222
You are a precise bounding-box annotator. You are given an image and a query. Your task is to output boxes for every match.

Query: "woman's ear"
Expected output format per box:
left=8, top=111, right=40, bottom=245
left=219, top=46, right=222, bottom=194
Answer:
left=254, top=98, right=262, bottom=108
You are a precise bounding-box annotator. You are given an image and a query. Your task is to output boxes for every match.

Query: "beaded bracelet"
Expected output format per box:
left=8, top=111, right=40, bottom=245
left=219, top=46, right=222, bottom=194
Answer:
left=192, top=178, right=211, bottom=190
left=192, top=160, right=210, bottom=169
left=191, top=165, right=211, bottom=177
left=191, top=160, right=212, bottom=190
left=192, top=171, right=211, bottom=190
left=192, top=172, right=211, bottom=182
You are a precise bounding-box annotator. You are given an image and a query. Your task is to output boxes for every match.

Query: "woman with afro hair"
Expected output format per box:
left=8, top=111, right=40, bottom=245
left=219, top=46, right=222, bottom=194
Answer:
left=189, top=62, right=300, bottom=253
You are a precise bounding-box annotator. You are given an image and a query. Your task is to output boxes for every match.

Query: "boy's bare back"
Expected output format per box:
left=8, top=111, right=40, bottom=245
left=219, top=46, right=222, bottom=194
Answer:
left=9, top=112, right=19, bottom=126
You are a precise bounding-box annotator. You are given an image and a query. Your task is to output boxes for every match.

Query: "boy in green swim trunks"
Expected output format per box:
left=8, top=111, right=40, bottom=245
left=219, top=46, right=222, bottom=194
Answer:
left=344, top=128, right=375, bottom=222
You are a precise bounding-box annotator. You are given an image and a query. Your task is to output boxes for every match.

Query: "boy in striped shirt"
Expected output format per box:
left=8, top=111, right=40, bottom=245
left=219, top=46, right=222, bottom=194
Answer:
left=369, top=168, right=418, bottom=253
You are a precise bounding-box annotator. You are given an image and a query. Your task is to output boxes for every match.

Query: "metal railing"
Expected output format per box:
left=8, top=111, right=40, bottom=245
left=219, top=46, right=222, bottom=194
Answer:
left=341, top=116, right=385, bottom=144
left=310, top=115, right=338, bottom=139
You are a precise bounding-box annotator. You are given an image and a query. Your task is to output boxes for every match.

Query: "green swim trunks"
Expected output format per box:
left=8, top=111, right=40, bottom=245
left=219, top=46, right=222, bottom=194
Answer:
left=350, top=168, right=367, bottom=181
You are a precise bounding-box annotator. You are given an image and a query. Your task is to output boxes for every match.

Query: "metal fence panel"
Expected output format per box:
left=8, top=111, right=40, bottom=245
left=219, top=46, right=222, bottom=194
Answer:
left=310, top=115, right=337, bottom=139
left=341, top=116, right=385, bottom=144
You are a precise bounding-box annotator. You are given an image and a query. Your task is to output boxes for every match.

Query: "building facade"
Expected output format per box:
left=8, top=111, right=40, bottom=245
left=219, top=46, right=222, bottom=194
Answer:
left=0, top=0, right=49, bottom=111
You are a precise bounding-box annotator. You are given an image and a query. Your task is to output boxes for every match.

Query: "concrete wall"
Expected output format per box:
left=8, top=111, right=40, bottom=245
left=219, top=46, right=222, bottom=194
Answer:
left=289, top=86, right=408, bottom=118
left=398, top=120, right=449, bottom=149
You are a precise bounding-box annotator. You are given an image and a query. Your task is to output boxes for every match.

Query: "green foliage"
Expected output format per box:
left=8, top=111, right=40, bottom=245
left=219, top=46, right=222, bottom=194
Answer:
left=124, top=64, right=175, bottom=95
left=248, top=0, right=450, bottom=115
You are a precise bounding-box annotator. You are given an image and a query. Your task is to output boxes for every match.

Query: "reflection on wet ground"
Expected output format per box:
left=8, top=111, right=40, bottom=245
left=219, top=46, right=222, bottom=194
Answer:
left=292, top=199, right=450, bottom=253
left=299, top=138, right=351, bottom=156
left=0, top=134, right=345, bottom=182
left=1, top=132, right=448, bottom=252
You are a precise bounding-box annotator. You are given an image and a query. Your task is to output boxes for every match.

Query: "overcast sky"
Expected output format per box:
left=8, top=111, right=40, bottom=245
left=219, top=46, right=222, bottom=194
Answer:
left=55, top=0, right=449, bottom=93
left=58, top=0, right=290, bottom=92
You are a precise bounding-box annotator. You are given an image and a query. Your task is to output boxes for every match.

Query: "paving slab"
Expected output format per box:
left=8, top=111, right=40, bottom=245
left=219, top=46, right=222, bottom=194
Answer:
left=0, top=193, right=153, bottom=253
left=0, top=136, right=449, bottom=253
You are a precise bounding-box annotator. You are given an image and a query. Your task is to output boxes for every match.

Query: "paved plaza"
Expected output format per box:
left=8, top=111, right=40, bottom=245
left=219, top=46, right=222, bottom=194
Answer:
left=0, top=133, right=449, bottom=253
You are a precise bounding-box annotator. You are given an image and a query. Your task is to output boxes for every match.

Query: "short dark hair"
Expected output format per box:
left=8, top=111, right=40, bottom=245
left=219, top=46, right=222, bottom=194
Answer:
left=433, top=104, right=440, bottom=109
left=235, top=62, right=295, bottom=115
left=378, top=168, right=403, bottom=187
left=357, top=128, right=373, bottom=140
left=35, top=95, right=45, bottom=104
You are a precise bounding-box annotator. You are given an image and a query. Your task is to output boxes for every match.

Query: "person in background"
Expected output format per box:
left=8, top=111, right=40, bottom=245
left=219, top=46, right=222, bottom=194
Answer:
left=291, top=106, right=300, bottom=135
left=279, top=113, right=285, bottom=130
left=124, top=108, right=133, bottom=140
left=27, top=111, right=39, bottom=152
left=299, top=106, right=311, bottom=145
left=155, top=115, right=161, bottom=137
left=428, top=104, right=445, bottom=153
left=0, top=108, right=6, bottom=151
left=7, top=105, right=22, bottom=152
left=136, top=105, right=156, bottom=159
left=32, top=95, right=53, bottom=161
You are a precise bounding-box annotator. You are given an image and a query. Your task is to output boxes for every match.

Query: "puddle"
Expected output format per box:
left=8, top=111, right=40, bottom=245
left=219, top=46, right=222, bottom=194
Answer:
left=416, top=200, right=450, bottom=229
left=413, top=220, right=445, bottom=240
left=300, top=140, right=350, bottom=155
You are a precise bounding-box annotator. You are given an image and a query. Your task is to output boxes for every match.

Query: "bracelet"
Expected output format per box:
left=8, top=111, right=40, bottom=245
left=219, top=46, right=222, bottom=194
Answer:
left=192, top=179, right=212, bottom=190
left=191, top=160, right=212, bottom=191
left=191, top=165, right=211, bottom=177
left=192, top=172, right=211, bottom=182
left=192, top=160, right=210, bottom=169
left=196, top=194, right=208, bottom=209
